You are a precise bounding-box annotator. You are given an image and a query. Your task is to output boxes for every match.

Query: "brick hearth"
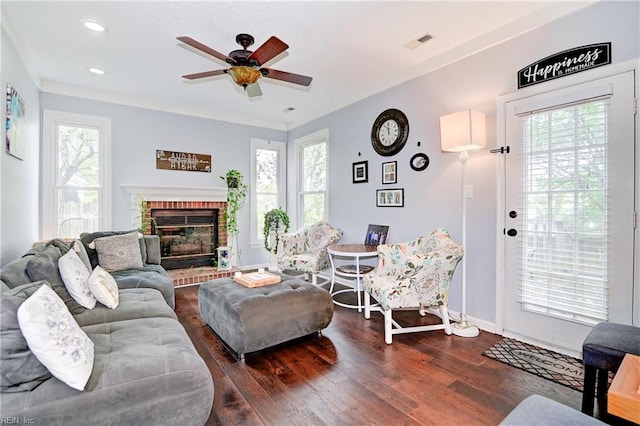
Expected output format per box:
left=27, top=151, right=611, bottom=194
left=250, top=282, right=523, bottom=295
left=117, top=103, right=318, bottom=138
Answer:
left=167, top=266, right=237, bottom=287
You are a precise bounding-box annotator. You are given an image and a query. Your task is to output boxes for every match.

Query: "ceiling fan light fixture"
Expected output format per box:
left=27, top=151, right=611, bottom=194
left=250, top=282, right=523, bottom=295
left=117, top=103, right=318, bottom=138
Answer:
left=228, top=66, right=261, bottom=87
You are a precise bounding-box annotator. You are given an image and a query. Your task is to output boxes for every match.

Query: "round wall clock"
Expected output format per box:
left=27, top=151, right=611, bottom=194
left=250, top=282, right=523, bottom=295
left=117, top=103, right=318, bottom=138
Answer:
left=371, top=108, right=409, bottom=156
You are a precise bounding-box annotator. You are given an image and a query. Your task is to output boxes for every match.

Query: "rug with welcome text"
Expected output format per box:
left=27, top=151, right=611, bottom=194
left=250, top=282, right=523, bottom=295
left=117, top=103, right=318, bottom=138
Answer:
left=483, top=337, right=585, bottom=392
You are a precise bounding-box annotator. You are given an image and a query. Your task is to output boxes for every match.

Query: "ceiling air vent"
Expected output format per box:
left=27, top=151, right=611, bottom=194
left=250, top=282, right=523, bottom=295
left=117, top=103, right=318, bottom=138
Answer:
left=404, top=34, right=433, bottom=50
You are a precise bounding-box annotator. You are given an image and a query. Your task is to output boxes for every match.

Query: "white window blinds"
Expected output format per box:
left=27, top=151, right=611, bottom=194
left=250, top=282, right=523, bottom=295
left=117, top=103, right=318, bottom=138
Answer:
left=517, top=97, right=610, bottom=325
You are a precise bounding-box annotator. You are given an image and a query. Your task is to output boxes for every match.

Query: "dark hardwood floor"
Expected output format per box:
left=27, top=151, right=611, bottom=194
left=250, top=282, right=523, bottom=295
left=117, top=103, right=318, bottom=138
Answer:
left=174, top=283, right=583, bottom=425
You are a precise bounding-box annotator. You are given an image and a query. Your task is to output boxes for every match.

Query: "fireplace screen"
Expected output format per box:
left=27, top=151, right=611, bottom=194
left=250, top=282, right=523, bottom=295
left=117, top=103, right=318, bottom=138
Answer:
left=151, top=209, right=218, bottom=270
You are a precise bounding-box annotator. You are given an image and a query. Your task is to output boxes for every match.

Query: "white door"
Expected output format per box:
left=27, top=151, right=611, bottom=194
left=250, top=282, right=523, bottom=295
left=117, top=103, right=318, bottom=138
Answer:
left=503, top=71, right=636, bottom=353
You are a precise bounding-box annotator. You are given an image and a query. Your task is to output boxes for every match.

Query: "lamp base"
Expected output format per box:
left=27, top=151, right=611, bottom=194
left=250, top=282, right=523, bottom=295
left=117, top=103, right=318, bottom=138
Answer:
left=452, top=320, right=479, bottom=338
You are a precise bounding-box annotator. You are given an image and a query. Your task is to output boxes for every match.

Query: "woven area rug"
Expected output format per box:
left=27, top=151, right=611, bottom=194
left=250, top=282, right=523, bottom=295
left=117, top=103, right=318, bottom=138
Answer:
left=483, top=338, right=584, bottom=392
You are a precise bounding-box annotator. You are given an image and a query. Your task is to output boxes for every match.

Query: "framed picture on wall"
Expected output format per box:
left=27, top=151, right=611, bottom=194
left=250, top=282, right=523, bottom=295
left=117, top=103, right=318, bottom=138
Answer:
left=382, top=161, right=397, bottom=184
left=352, top=160, right=368, bottom=183
left=376, top=189, right=404, bottom=207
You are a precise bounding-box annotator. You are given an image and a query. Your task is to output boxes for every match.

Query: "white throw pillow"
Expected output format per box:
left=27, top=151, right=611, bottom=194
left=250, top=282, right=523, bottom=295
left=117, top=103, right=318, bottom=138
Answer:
left=87, top=266, right=119, bottom=309
left=59, top=249, right=97, bottom=309
left=93, top=232, right=143, bottom=272
left=17, top=285, right=94, bottom=391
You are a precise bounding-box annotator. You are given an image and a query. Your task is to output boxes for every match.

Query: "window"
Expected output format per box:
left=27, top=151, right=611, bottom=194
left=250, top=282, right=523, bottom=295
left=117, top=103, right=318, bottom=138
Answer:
left=295, top=129, right=328, bottom=227
left=42, top=111, right=111, bottom=238
left=250, top=139, right=286, bottom=246
left=518, top=98, right=610, bottom=324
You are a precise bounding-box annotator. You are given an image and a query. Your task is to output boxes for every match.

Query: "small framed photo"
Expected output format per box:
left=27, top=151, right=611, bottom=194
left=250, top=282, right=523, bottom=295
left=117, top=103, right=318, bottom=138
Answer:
left=410, top=153, right=430, bottom=171
left=376, top=188, right=404, bottom=207
left=382, top=161, right=397, bottom=184
left=352, top=161, right=368, bottom=183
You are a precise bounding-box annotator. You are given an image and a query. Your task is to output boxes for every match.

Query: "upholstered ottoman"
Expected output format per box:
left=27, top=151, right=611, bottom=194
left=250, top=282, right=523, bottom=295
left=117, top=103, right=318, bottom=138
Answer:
left=199, top=275, right=334, bottom=359
left=581, top=322, right=640, bottom=417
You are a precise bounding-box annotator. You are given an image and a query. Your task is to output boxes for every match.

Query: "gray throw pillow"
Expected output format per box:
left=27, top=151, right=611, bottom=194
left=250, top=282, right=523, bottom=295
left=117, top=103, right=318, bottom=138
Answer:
left=81, top=229, right=141, bottom=268
left=94, top=232, right=144, bottom=272
left=0, top=256, right=33, bottom=289
left=71, top=239, right=93, bottom=273
left=0, top=281, right=53, bottom=392
left=143, top=235, right=161, bottom=265
left=25, top=245, right=85, bottom=314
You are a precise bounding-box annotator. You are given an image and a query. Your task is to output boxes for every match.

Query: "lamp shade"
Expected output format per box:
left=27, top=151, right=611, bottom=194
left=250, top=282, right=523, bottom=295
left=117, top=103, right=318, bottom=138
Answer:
left=440, top=110, right=486, bottom=152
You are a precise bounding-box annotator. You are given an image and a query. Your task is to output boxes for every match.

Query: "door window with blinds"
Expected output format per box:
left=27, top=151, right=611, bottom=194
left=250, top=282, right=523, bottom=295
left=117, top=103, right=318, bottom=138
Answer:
left=502, top=71, right=635, bottom=353
left=518, top=98, right=609, bottom=325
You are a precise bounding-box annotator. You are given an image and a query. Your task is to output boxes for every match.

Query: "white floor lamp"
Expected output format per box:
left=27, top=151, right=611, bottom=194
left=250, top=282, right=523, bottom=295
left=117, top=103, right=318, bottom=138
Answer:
left=439, top=110, right=486, bottom=338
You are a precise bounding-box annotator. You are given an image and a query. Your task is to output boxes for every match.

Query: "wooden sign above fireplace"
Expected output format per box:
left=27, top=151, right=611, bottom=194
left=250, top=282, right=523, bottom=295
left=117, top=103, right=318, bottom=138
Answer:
left=156, top=149, right=211, bottom=173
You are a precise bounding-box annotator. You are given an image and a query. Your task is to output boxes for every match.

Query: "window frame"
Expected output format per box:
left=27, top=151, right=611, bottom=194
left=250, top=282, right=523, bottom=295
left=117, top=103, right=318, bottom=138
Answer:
left=41, top=110, right=112, bottom=239
left=250, top=138, right=286, bottom=247
left=294, top=128, right=329, bottom=229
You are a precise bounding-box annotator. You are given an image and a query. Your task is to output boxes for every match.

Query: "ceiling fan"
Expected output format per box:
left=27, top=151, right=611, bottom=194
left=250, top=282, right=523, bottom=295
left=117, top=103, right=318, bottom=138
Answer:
left=177, top=33, right=313, bottom=97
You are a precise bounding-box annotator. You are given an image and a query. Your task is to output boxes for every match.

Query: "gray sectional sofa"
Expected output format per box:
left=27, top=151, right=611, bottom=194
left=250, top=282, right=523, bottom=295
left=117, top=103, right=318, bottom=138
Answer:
left=0, top=234, right=214, bottom=425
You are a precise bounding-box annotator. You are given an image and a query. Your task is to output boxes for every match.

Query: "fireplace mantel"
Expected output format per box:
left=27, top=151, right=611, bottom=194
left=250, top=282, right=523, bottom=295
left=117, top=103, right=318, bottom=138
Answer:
left=122, top=184, right=228, bottom=202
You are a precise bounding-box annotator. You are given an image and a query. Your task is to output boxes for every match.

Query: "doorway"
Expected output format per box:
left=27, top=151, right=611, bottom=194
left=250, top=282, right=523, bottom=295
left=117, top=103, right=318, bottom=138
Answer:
left=500, top=70, right=636, bottom=354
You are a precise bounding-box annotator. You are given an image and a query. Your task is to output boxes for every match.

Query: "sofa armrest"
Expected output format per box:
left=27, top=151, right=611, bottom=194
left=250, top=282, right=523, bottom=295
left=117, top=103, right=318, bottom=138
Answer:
left=143, top=235, right=161, bottom=265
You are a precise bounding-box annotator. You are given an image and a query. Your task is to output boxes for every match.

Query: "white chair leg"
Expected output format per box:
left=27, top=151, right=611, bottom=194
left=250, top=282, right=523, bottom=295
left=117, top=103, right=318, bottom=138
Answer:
left=364, top=292, right=371, bottom=319
left=441, top=305, right=452, bottom=335
left=384, top=309, right=393, bottom=344
left=311, top=274, right=317, bottom=285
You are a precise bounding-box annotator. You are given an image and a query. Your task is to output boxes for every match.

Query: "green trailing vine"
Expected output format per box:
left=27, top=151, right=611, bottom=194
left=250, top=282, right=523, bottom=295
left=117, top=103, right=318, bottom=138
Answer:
left=263, top=207, right=290, bottom=254
left=220, top=169, right=247, bottom=235
left=136, top=197, right=156, bottom=233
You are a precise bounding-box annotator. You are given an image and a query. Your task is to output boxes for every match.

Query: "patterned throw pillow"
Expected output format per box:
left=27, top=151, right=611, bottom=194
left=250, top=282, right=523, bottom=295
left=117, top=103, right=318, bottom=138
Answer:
left=58, top=249, right=97, bottom=309
left=17, top=285, right=94, bottom=391
left=87, top=266, right=119, bottom=309
left=93, top=232, right=143, bottom=272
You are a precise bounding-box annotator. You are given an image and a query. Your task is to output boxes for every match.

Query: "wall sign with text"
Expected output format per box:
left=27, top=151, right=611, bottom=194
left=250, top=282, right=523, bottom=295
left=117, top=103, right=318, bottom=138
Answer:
left=517, top=42, right=611, bottom=89
left=156, top=149, right=211, bottom=172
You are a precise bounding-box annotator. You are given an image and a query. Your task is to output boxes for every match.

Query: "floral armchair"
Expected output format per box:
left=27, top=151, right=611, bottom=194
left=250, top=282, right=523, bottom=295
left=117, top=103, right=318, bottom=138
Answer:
left=363, top=228, right=464, bottom=344
left=277, top=221, right=343, bottom=285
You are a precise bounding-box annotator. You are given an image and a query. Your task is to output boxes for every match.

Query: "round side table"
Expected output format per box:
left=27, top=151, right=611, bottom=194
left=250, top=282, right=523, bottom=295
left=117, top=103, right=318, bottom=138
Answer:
left=327, top=244, right=378, bottom=312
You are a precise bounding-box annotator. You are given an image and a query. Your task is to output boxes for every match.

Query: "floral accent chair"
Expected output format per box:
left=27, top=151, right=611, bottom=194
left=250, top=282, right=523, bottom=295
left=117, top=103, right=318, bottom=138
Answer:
left=277, top=221, right=343, bottom=285
left=363, top=228, right=464, bottom=344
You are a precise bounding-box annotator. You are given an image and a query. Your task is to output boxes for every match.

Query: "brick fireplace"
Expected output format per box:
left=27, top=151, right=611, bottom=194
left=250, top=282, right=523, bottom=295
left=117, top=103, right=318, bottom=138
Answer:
left=123, top=185, right=235, bottom=286
left=142, top=201, right=226, bottom=270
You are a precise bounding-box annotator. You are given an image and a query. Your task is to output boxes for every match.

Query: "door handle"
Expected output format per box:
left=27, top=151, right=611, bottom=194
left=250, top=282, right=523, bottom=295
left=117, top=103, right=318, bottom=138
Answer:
left=507, top=229, right=518, bottom=237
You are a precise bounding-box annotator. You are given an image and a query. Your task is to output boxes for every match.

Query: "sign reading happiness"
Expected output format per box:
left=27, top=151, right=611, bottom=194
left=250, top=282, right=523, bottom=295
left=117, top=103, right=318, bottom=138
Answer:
left=517, top=42, right=611, bottom=89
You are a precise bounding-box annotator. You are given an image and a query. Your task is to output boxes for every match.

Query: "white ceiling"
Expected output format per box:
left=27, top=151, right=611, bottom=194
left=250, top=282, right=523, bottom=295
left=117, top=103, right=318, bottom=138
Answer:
left=2, top=1, right=594, bottom=130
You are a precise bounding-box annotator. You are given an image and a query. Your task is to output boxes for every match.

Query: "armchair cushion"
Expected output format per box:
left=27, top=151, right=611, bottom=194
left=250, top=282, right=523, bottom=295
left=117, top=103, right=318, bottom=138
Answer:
left=277, top=221, right=343, bottom=274
left=363, top=228, right=464, bottom=311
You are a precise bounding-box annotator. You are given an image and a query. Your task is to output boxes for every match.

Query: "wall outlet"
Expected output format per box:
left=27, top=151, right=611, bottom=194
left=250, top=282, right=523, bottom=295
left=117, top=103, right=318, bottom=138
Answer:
left=465, top=184, right=474, bottom=199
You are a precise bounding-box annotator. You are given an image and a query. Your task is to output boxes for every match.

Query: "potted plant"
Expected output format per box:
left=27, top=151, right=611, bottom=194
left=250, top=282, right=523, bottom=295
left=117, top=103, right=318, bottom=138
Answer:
left=220, top=169, right=247, bottom=236
left=263, top=207, right=290, bottom=254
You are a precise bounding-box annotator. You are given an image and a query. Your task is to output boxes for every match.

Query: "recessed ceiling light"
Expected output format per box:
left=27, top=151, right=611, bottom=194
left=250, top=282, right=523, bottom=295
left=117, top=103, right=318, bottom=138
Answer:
left=82, top=20, right=106, bottom=32
left=88, top=67, right=105, bottom=75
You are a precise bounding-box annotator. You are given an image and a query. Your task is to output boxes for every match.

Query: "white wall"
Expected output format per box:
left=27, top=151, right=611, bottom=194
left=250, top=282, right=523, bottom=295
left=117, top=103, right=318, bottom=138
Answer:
left=287, top=0, right=639, bottom=325
left=39, top=93, right=286, bottom=266
left=1, top=27, right=40, bottom=266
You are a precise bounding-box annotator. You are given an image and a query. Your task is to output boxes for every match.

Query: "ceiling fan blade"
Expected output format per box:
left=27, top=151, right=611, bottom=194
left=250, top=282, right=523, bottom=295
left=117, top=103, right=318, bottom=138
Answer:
left=246, top=83, right=262, bottom=98
left=248, top=36, right=288, bottom=65
left=181, top=69, right=227, bottom=80
left=262, top=68, right=312, bottom=86
left=177, top=36, right=230, bottom=63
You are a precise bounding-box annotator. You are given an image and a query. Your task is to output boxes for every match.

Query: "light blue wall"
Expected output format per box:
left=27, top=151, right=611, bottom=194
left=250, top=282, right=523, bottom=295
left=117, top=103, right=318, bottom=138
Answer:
left=39, top=94, right=286, bottom=266
left=1, top=28, right=41, bottom=266
left=1, top=1, right=638, bottom=326
left=287, top=0, right=640, bottom=324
